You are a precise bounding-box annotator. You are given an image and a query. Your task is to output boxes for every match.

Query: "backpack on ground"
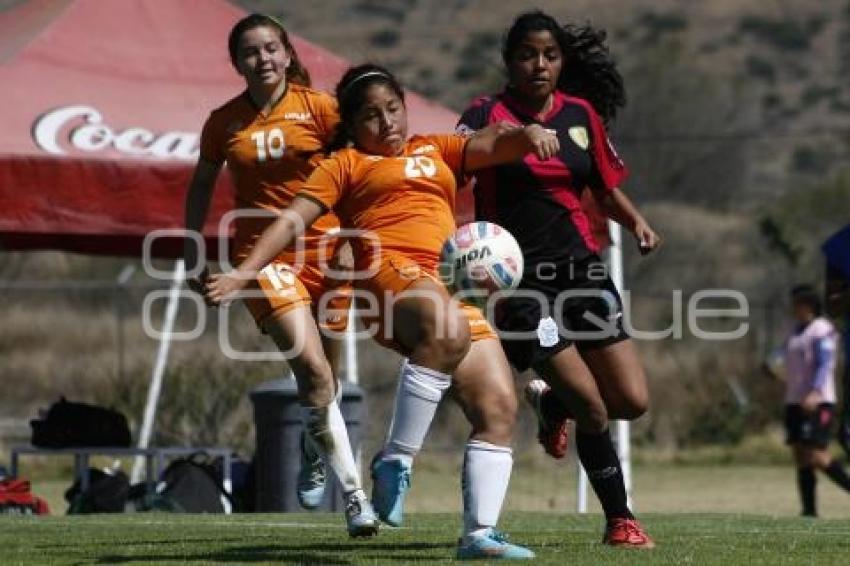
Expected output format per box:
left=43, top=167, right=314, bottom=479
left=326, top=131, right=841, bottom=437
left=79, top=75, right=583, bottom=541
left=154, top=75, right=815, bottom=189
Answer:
left=155, top=453, right=231, bottom=513
left=65, top=468, right=129, bottom=513
left=0, top=478, right=50, bottom=515
left=31, top=397, right=131, bottom=448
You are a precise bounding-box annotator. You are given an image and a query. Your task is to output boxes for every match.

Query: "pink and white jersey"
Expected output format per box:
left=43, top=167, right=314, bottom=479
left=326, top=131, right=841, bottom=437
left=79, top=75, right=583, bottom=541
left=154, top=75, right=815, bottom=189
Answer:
left=784, top=317, right=838, bottom=404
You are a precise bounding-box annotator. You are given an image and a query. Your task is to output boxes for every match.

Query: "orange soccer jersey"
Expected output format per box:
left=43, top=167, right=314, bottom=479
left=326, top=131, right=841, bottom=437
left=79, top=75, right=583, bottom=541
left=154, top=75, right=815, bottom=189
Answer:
left=200, top=83, right=341, bottom=263
left=199, top=84, right=349, bottom=329
left=299, top=134, right=465, bottom=271
left=298, top=134, right=496, bottom=347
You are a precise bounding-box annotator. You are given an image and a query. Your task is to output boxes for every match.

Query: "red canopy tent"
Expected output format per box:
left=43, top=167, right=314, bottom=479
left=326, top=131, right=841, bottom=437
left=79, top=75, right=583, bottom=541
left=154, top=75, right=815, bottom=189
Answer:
left=0, top=0, right=462, bottom=258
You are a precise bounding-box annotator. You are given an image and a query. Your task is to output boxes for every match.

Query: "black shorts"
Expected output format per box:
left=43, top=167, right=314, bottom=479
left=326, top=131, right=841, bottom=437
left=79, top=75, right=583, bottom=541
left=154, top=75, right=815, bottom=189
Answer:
left=495, top=255, right=628, bottom=372
left=785, top=403, right=835, bottom=448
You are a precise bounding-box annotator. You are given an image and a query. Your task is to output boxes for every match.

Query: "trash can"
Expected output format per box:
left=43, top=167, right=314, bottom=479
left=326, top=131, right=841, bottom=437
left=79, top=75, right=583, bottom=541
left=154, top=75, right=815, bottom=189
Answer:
left=250, top=377, right=364, bottom=512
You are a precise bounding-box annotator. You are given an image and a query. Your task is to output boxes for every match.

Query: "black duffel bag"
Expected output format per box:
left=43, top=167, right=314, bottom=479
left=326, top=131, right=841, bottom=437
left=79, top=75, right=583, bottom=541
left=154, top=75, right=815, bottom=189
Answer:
left=31, top=397, right=131, bottom=448
left=155, top=453, right=231, bottom=513
left=65, top=468, right=130, bottom=513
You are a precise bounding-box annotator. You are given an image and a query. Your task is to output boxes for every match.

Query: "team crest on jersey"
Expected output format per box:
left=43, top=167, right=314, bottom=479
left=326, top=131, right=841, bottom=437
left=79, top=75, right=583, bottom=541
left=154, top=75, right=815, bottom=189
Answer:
left=568, top=126, right=589, bottom=150
left=284, top=112, right=312, bottom=121
left=412, top=145, right=436, bottom=155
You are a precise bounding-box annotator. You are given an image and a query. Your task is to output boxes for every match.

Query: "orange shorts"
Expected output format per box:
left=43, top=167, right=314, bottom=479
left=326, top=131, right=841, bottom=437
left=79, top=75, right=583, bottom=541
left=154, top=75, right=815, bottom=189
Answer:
left=355, top=254, right=496, bottom=353
left=242, top=257, right=352, bottom=333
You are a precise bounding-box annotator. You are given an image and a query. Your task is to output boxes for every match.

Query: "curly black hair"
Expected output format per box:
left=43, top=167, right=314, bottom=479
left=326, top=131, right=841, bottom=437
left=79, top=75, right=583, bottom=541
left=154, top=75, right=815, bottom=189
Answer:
left=502, top=10, right=625, bottom=124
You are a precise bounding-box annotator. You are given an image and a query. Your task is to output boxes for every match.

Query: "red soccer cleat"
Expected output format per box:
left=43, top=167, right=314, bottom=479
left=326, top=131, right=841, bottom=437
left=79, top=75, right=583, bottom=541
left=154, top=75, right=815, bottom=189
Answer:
left=603, top=518, right=655, bottom=549
left=524, top=379, right=569, bottom=459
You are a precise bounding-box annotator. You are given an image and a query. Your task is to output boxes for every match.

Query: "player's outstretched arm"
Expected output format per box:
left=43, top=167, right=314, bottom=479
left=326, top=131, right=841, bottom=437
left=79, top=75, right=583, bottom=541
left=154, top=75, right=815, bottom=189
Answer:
left=464, top=122, right=560, bottom=171
left=205, top=196, right=325, bottom=305
left=184, top=159, right=223, bottom=295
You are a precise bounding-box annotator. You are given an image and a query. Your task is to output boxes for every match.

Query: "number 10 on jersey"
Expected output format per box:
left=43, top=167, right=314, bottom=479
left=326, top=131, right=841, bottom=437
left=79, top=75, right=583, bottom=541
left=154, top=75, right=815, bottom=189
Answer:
left=251, top=128, right=286, bottom=163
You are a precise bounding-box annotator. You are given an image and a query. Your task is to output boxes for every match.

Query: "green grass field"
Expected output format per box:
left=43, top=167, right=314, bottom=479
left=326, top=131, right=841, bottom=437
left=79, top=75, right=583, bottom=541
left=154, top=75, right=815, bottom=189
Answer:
left=1, top=512, right=849, bottom=565
left=6, top=460, right=850, bottom=564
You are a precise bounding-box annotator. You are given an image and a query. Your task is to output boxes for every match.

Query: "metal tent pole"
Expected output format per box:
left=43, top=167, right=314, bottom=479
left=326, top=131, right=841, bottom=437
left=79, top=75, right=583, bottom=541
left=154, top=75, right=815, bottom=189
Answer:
left=131, top=259, right=185, bottom=484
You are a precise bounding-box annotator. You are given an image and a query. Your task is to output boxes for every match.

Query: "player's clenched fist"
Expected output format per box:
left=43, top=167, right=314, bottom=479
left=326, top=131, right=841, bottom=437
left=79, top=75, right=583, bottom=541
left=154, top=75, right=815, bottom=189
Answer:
left=523, top=124, right=559, bottom=160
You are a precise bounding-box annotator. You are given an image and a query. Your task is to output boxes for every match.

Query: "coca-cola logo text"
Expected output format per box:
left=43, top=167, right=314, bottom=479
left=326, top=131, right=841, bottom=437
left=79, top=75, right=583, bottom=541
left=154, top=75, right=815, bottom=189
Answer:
left=32, top=105, right=199, bottom=161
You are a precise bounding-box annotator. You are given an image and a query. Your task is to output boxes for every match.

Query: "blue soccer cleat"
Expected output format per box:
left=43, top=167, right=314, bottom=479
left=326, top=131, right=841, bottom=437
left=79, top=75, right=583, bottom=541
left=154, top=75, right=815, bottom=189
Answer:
left=345, top=490, right=380, bottom=538
left=456, top=528, right=536, bottom=560
left=296, top=432, right=326, bottom=510
left=370, top=453, right=411, bottom=527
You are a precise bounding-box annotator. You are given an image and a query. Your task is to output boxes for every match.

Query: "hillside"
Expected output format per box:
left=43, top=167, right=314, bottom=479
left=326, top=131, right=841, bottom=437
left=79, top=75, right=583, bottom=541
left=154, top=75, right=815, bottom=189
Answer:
left=239, top=0, right=850, bottom=207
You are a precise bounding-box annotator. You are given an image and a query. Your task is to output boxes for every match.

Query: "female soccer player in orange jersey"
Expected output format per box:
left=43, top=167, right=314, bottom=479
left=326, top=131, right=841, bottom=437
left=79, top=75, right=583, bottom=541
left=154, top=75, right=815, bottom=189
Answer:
left=182, top=14, right=378, bottom=536
left=205, top=63, right=559, bottom=559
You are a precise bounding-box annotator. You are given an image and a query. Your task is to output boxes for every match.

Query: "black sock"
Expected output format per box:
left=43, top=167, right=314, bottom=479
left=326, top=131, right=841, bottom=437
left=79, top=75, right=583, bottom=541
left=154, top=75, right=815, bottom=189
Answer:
left=824, top=460, right=850, bottom=492
left=541, top=389, right=574, bottom=421
left=797, top=467, right=817, bottom=516
left=576, top=429, right=632, bottom=520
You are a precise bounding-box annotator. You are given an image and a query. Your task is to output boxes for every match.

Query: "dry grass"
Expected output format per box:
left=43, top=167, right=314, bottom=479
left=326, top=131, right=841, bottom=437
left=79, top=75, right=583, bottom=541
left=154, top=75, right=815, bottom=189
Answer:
left=22, top=460, right=850, bottom=520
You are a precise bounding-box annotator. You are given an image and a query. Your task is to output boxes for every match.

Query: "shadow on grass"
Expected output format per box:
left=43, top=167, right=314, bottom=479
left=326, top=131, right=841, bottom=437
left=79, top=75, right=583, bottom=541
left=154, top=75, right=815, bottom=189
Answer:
left=95, top=541, right=455, bottom=564
left=36, top=537, right=247, bottom=550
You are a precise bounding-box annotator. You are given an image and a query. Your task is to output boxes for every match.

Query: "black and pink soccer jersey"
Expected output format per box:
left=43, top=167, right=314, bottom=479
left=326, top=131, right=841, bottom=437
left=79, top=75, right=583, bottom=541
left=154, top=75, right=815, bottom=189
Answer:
left=458, top=90, right=628, bottom=266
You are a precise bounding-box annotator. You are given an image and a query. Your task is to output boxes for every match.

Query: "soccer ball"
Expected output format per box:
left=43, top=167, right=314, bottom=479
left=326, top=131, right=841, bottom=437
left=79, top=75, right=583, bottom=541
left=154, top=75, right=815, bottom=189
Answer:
left=440, top=221, right=524, bottom=299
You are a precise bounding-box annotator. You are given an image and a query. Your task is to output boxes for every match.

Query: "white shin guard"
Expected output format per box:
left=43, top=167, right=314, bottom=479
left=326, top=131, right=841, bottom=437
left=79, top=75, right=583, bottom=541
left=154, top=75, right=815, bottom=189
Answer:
left=462, top=439, right=513, bottom=535
left=383, top=359, right=452, bottom=464
left=300, top=398, right=362, bottom=494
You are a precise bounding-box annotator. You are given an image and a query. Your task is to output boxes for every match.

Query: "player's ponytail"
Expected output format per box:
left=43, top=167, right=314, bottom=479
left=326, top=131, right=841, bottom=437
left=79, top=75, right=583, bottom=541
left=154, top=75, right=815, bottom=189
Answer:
left=556, top=22, right=625, bottom=124
left=502, top=10, right=625, bottom=124
left=328, top=64, right=405, bottom=152
left=228, top=14, right=312, bottom=87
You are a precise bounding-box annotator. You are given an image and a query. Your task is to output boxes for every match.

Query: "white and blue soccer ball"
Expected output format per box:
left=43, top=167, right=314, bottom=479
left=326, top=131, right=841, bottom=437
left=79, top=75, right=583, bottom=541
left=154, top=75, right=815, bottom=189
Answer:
left=440, top=221, right=524, bottom=297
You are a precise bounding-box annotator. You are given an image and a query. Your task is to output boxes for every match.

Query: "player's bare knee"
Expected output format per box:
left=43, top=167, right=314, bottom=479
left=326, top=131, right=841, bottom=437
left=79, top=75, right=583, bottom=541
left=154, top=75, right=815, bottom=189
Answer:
left=472, top=405, right=515, bottom=445
left=800, top=448, right=817, bottom=469
left=298, top=356, right=335, bottom=406
left=483, top=391, right=518, bottom=439
left=576, top=401, right=608, bottom=433
left=442, top=333, right=471, bottom=367
left=812, top=450, right=832, bottom=470
left=619, top=391, right=649, bottom=420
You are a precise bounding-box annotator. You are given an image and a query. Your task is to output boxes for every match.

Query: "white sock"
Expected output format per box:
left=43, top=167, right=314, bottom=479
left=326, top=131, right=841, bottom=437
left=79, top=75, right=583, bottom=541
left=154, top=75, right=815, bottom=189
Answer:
left=300, top=399, right=362, bottom=493
left=462, top=439, right=513, bottom=535
left=302, top=382, right=348, bottom=468
left=382, top=359, right=452, bottom=466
